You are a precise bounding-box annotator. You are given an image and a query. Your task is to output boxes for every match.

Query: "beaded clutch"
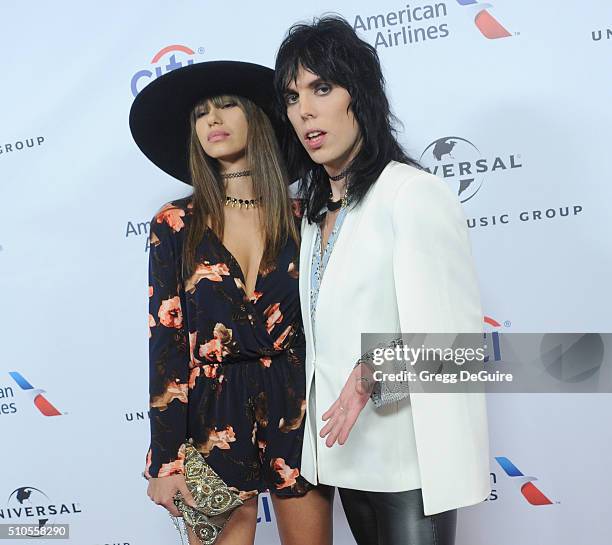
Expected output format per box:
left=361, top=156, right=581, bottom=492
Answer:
left=171, top=442, right=244, bottom=544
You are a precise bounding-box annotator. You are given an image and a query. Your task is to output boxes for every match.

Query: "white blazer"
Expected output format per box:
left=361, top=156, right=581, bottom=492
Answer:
left=298, top=161, right=491, bottom=516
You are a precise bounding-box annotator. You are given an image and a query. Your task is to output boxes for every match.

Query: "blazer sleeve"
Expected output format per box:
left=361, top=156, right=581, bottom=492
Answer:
left=353, top=172, right=481, bottom=407
left=145, top=211, right=189, bottom=478
left=353, top=337, right=409, bottom=408
left=391, top=172, right=483, bottom=336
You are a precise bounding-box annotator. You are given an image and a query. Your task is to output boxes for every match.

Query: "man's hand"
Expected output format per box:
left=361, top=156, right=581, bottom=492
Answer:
left=320, top=363, right=374, bottom=447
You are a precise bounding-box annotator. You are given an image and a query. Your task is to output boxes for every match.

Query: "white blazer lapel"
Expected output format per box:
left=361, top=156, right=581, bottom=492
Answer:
left=314, top=204, right=363, bottom=318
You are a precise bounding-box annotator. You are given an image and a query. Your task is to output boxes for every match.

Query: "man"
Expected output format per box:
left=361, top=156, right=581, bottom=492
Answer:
left=274, top=16, right=490, bottom=545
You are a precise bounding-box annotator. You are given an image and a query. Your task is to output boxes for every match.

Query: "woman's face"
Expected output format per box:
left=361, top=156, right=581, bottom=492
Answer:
left=195, top=97, right=248, bottom=163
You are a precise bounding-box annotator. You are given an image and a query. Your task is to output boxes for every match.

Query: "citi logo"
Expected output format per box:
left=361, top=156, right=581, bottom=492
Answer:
left=8, top=372, right=63, bottom=416
left=456, top=0, right=512, bottom=39
left=131, top=45, right=203, bottom=97
left=495, top=457, right=555, bottom=505
left=483, top=315, right=507, bottom=363
left=257, top=495, right=273, bottom=524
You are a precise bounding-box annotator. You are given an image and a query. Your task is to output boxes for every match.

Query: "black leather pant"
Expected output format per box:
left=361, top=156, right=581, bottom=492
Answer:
left=338, top=488, right=457, bottom=545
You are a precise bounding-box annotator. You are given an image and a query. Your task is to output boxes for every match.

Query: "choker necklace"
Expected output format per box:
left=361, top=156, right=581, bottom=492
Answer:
left=221, top=169, right=251, bottom=180
left=225, top=195, right=261, bottom=209
left=329, top=169, right=348, bottom=182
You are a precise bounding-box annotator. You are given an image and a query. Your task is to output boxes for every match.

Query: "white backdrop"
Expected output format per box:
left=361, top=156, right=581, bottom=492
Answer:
left=1, top=1, right=611, bottom=544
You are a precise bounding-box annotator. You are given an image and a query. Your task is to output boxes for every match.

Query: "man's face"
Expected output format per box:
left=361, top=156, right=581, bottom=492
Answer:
left=283, top=66, right=361, bottom=172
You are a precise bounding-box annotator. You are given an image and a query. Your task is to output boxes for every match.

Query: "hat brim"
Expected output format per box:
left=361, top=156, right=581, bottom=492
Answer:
left=129, top=60, right=281, bottom=185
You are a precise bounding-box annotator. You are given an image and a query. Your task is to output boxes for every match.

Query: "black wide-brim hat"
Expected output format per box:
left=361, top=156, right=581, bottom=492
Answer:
left=129, top=60, right=281, bottom=185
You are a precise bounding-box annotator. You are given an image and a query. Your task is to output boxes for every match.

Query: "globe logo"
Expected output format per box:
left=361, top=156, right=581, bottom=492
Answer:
left=540, top=334, right=604, bottom=383
left=7, top=487, right=53, bottom=526
left=419, top=136, right=484, bottom=203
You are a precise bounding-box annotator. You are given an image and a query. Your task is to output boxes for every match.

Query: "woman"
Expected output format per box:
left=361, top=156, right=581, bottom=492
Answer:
left=129, top=61, right=333, bottom=545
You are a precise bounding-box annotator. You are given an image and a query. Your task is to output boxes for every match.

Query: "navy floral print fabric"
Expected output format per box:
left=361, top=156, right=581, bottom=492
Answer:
left=144, top=197, right=312, bottom=498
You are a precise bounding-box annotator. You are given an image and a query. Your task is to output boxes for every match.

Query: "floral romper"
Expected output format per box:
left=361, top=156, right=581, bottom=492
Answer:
left=144, top=197, right=313, bottom=500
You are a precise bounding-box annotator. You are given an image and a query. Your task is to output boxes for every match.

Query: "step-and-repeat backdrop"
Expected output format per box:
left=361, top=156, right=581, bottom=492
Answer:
left=1, top=1, right=611, bottom=544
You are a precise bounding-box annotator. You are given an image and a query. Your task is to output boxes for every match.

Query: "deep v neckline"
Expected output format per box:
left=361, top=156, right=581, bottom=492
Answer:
left=206, top=226, right=263, bottom=302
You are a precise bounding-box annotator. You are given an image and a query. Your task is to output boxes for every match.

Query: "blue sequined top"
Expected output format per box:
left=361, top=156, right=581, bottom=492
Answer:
left=309, top=207, right=349, bottom=343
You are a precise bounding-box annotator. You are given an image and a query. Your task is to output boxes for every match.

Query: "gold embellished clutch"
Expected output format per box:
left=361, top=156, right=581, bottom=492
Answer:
left=171, top=442, right=243, bottom=544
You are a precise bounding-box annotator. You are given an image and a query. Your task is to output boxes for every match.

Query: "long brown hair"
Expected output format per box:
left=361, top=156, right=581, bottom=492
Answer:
left=183, top=94, right=299, bottom=277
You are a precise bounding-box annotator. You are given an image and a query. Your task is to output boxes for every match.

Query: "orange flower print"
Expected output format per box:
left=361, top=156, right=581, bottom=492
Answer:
left=200, top=323, right=234, bottom=362
left=186, top=262, right=230, bottom=293
left=237, top=489, right=259, bottom=502
left=271, top=458, right=300, bottom=490
left=158, top=296, right=183, bottom=328
left=150, top=379, right=188, bottom=411
left=228, top=487, right=258, bottom=502
left=188, top=331, right=202, bottom=369
left=148, top=314, right=156, bottom=338
left=188, top=366, right=200, bottom=389
left=259, top=357, right=272, bottom=368
left=287, top=262, right=299, bottom=279
left=250, top=291, right=263, bottom=303
left=158, top=444, right=186, bottom=477
left=212, top=426, right=236, bottom=450
left=259, top=263, right=277, bottom=277
left=254, top=392, right=268, bottom=428
left=273, top=325, right=294, bottom=350
left=149, top=230, right=160, bottom=248
left=234, top=277, right=246, bottom=293
left=264, top=303, right=283, bottom=334
left=148, top=285, right=156, bottom=338
left=144, top=449, right=153, bottom=480
left=279, top=399, right=307, bottom=433
left=155, top=203, right=185, bottom=232
left=203, top=364, right=219, bottom=378
left=199, top=426, right=236, bottom=455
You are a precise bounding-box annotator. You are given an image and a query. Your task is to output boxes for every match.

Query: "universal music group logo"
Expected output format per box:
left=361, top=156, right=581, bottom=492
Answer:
left=419, top=135, right=584, bottom=229
left=2, top=486, right=81, bottom=526
left=591, top=27, right=611, bottom=41
left=419, top=136, right=522, bottom=203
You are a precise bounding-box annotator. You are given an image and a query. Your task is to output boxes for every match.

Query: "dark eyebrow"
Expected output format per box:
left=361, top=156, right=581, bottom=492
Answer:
left=284, top=77, right=328, bottom=95
left=308, top=77, right=327, bottom=88
left=283, top=80, right=298, bottom=95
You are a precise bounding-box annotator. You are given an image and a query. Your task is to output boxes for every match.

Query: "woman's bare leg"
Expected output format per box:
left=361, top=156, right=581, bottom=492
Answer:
left=271, top=485, right=334, bottom=545
left=186, top=497, right=258, bottom=545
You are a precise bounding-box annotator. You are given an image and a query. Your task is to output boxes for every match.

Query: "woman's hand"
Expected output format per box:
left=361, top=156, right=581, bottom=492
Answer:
left=320, top=363, right=374, bottom=448
left=147, top=474, right=197, bottom=517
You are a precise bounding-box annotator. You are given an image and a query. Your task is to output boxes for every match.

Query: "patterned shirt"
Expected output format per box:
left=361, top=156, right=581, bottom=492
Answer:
left=309, top=207, right=349, bottom=344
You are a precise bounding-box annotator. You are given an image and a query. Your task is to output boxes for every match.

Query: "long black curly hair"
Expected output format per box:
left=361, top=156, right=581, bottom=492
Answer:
left=274, top=15, right=420, bottom=223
